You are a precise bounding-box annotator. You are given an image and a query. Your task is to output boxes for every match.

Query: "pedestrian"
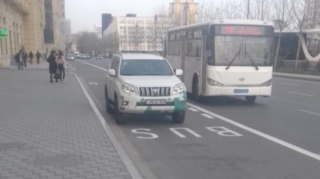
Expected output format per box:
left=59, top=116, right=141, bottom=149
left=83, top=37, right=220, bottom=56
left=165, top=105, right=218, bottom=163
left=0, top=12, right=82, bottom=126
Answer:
left=29, top=51, right=34, bottom=64
left=56, top=50, right=66, bottom=82
left=36, top=51, right=41, bottom=64
left=47, top=50, right=58, bottom=83
left=23, top=51, right=28, bottom=67
left=14, top=50, right=23, bottom=70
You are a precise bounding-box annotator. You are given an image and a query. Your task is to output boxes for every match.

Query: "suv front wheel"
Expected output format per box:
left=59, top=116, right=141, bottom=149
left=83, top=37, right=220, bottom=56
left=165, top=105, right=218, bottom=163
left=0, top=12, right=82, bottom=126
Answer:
left=172, top=112, right=185, bottom=123
left=105, top=87, right=114, bottom=114
left=114, top=95, right=127, bottom=125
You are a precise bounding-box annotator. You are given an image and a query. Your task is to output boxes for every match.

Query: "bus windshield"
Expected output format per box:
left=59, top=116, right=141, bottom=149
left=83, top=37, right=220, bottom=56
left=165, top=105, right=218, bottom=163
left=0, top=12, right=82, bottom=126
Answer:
left=214, top=36, right=272, bottom=66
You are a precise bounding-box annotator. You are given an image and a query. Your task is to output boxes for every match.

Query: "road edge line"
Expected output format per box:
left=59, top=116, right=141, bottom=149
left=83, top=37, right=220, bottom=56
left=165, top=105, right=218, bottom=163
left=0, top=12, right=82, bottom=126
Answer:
left=74, top=73, right=143, bottom=179
left=187, top=102, right=320, bottom=161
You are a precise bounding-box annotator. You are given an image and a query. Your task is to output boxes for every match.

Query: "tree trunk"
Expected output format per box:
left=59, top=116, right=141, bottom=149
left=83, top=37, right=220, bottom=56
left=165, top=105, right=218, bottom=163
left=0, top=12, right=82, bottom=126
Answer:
left=294, top=38, right=301, bottom=73
left=274, top=34, right=282, bottom=70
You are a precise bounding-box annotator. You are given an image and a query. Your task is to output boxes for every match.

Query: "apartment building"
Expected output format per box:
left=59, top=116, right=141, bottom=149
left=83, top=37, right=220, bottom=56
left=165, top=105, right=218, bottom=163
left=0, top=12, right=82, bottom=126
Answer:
left=0, top=0, right=45, bottom=67
left=169, top=0, right=198, bottom=26
left=44, top=0, right=66, bottom=53
left=103, top=15, right=168, bottom=52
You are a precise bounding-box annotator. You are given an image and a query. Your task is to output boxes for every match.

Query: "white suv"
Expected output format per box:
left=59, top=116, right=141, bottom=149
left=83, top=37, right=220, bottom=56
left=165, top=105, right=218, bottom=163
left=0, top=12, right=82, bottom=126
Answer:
left=105, top=53, right=187, bottom=125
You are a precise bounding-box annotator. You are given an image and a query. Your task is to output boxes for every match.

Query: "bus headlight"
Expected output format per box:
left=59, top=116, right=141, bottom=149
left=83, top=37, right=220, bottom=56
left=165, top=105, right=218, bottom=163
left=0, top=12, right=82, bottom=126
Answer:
left=172, top=83, right=186, bottom=95
left=260, top=79, right=272, bottom=87
left=207, top=78, right=224, bottom=87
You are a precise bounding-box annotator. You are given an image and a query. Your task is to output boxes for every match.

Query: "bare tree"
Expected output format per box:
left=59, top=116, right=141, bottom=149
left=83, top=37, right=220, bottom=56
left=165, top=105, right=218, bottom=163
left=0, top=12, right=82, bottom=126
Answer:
left=223, top=0, right=246, bottom=19
left=272, top=0, right=292, bottom=69
left=198, top=0, right=219, bottom=22
left=246, top=0, right=272, bottom=20
left=291, top=0, right=309, bottom=72
left=77, top=32, right=99, bottom=54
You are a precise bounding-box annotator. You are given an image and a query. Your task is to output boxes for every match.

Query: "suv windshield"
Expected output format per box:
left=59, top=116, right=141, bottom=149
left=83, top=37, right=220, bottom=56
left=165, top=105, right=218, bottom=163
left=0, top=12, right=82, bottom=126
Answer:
left=214, top=36, right=272, bottom=66
left=120, top=60, right=174, bottom=76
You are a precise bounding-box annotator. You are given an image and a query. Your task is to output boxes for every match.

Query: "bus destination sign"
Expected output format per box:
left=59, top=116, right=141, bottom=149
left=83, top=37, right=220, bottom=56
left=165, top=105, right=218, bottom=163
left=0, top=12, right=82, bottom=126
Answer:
left=220, top=26, right=265, bottom=35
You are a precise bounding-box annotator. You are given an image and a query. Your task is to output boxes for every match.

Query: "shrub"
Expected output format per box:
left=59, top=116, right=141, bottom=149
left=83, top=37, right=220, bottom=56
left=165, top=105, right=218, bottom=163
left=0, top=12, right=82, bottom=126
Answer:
left=316, top=61, right=320, bottom=72
left=301, top=60, right=310, bottom=71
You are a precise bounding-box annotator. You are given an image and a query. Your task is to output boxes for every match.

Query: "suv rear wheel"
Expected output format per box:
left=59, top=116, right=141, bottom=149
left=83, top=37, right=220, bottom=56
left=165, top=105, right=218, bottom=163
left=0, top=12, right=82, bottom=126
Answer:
left=114, top=95, right=127, bottom=125
left=105, top=87, right=114, bottom=114
left=172, top=112, right=185, bottom=123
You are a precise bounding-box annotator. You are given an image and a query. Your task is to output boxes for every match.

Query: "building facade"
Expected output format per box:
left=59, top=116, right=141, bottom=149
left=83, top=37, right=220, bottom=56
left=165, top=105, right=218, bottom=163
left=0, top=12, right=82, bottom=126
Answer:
left=94, top=24, right=102, bottom=39
left=169, top=0, right=198, bottom=26
left=43, top=0, right=65, bottom=54
left=103, top=15, right=168, bottom=53
left=0, top=0, right=45, bottom=67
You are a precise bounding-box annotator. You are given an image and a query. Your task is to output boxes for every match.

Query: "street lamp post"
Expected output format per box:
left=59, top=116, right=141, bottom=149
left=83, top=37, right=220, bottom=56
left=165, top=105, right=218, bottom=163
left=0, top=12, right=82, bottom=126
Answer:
left=154, top=15, right=158, bottom=52
left=247, top=0, right=250, bottom=19
left=184, top=2, right=189, bottom=25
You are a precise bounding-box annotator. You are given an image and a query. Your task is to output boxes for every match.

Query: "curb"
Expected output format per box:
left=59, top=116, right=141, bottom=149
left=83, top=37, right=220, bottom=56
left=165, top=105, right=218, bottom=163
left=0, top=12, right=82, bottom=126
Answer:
left=273, top=72, right=320, bottom=82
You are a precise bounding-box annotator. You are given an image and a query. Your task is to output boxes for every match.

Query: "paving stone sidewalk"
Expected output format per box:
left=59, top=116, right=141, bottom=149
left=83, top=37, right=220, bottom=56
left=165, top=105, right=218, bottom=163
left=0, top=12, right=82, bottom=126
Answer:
left=0, top=69, right=132, bottom=179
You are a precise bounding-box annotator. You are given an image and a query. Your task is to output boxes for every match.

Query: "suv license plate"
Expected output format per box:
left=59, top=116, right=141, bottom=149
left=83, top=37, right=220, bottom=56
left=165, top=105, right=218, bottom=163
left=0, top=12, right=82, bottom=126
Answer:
left=146, top=99, right=167, bottom=105
left=234, top=89, right=249, bottom=94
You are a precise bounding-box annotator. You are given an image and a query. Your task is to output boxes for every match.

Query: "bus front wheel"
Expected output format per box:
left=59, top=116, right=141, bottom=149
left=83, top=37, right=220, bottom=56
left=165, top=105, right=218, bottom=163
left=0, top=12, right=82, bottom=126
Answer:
left=192, top=76, right=200, bottom=100
left=245, top=96, right=257, bottom=103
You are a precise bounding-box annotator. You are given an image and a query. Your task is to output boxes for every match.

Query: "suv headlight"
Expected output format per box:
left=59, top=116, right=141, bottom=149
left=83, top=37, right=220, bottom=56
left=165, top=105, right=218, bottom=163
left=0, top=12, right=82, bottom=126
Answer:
left=207, top=78, right=224, bottom=87
left=260, top=79, right=272, bottom=87
left=172, top=83, right=186, bottom=95
left=121, top=83, right=136, bottom=94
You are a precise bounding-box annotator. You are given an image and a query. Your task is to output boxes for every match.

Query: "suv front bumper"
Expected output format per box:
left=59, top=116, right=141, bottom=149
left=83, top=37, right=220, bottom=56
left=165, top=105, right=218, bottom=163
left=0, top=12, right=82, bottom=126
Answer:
left=118, top=91, right=187, bottom=114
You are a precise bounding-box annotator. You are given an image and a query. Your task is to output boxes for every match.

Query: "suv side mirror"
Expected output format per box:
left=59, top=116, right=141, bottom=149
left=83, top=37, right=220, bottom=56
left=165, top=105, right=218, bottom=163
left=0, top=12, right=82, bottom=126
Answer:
left=175, top=69, right=183, bottom=76
left=108, top=69, right=116, bottom=77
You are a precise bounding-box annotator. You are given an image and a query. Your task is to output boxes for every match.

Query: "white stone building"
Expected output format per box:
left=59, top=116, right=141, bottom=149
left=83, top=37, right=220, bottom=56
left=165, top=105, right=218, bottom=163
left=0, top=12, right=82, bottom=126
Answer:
left=103, top=15, right=169, bottom=52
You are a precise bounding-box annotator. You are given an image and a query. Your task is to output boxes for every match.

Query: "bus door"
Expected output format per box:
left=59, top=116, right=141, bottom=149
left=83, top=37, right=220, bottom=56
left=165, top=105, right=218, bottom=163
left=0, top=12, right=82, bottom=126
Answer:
left=180, top=38, right=186, bottom=82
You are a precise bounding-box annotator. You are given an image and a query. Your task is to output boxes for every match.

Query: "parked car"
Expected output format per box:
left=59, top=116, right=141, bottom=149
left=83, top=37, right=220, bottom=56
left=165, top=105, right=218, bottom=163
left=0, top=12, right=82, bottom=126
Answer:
left=96, top=55, right=103, bottom=60
left=66, top=54, right=75, bottom=61
left=105, top=52, right=187, bottom=125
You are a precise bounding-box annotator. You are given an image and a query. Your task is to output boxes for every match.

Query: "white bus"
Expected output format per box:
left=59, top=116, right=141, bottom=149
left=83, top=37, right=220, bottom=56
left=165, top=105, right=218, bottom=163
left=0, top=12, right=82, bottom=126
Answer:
left=166, top=20, right=274, bottom=103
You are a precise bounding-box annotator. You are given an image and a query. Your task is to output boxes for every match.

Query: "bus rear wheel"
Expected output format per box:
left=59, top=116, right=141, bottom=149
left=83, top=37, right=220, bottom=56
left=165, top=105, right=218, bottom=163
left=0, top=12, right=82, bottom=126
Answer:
left=245, top=96, right=257, bottom=103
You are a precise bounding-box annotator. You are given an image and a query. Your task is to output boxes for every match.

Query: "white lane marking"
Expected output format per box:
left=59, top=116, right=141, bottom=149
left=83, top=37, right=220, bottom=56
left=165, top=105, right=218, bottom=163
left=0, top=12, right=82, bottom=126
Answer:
left=282, top=83, right=300, bottom=87
left=76, top=60, right=108, bottom=72
left=74, top=73, right=143, bottom=179
left=300, top=109, right=320, bottom=117
left=89, top=82, right=99, bottom=85
left=131, top=129, right=159, bottom=139
left=187, top=102, right=320, bottom=161
left=287, top=91, right=314, bottom=97
left=188, top=107, right=199, bottom=112
left=206, top=127, right=243, bottom=137
left=201, top=113, right=214, bottom=119
left=169, top=128, right=202, bottom=138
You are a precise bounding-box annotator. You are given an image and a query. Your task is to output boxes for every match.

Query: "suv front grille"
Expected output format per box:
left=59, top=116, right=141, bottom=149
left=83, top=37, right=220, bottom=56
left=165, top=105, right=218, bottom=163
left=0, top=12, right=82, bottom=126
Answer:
left=139, top=87, right=171, bottom=97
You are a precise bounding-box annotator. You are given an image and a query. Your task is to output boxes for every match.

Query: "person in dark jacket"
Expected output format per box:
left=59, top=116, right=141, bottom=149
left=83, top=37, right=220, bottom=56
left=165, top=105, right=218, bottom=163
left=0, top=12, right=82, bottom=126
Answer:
left=14, top=50, right=23, bottom=70
left=29, top=51, right=34, bottom=64
left=47, top=50, right=58, bottom=83
left=36, top=51, right=41, bottom=64
left=23, top=51, right=28, bottom=67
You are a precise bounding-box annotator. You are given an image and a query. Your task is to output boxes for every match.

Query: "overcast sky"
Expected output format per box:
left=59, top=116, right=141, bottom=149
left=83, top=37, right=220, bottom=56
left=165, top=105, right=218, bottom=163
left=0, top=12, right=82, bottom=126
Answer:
left=66, top=0, right=173, bottom=33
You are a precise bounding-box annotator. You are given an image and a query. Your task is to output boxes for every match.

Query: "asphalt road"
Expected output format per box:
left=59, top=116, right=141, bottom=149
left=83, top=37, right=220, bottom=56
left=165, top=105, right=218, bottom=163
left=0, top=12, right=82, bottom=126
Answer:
left=69, top=58, right=320, bottom=179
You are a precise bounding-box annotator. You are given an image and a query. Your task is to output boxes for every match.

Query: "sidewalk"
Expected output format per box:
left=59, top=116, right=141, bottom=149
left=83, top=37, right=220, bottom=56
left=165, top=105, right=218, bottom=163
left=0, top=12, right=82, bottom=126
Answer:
left=0, top=69, right=133, bottom=179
